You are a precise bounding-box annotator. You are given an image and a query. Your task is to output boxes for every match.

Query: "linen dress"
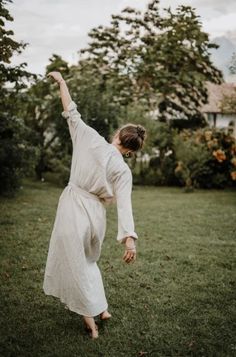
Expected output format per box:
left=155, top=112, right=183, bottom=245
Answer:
left=43, top=100, right=138, bottom=317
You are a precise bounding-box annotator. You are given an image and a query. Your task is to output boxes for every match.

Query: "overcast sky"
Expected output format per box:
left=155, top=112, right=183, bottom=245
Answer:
left=7, top=0, right=236, bottom=75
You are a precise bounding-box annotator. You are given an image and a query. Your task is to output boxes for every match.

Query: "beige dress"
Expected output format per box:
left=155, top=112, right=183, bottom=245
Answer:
left=43, top=100, right=138, bottom=317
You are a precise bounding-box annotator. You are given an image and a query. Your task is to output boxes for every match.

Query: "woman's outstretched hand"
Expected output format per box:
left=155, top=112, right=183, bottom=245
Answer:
left=47, top=71, right=71, bottom=111
left=123, top=237, right=136, bottom=264
left=47, top=71, right=64, bottom=84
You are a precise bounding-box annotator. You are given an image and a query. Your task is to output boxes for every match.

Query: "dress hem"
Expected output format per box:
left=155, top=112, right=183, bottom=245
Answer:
left=43, top=288, right=108, bottom=318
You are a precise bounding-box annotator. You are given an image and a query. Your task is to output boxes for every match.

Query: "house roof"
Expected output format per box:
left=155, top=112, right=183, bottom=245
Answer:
left=201, top=82, right=236, bottom=114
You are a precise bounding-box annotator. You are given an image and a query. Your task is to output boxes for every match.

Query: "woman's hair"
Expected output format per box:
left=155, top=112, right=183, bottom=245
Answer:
left=118, top=123, right=146, bottom=151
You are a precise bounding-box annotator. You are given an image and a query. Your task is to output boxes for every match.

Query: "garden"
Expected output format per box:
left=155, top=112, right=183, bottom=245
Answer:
left=1, top=0, right=236, bottom=355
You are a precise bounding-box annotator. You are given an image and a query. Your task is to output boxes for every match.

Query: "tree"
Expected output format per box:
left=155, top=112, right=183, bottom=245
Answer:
left=68, top=62, right=120, bottom=141
left=20, top=54, right=72, bottom=180
left=0, top=0, right=37, bottom=195
left=21, top=51, right=121, bottom=182
left=80, top=0, right=222, bottom=124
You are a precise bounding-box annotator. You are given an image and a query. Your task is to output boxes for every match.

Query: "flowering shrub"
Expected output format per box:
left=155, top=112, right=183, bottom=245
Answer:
left=173, top=128, right=236, bottom=189
left=132, top=123, right=236, bottom=189
left=213, top=149, right=226, bottom=162
left=173, top=131, right=211, bottom=189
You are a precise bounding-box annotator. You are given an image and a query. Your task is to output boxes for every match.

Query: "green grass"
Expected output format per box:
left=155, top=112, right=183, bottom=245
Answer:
left=0, top=180, right=235, bottom=357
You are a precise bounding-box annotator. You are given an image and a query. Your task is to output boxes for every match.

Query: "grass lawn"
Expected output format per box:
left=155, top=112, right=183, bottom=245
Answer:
left=0, top=179, right=235, bottom=357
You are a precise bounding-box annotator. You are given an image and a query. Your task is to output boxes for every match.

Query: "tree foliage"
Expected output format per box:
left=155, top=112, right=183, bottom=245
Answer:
left=0, top=0, right=37, bottom=195
left=0, top=0, right=33, bottom=88
left=20, top=54, right=71, bottom=179
left=3, top=0, right=228, bottom=190
left=68, top=63, right=120, bottom=140
left=80, top=0, right=222, bottom=123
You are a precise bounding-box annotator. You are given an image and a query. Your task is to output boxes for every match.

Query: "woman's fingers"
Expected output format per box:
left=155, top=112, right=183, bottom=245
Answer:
left=123, top=250, right=132, bottom=260
left=123, top=250, right=136, bottom=263
left=47, top=71, right=63, bottom=83
left=123, top=250, right=129, bottom=261
left=47, top=71, right=55, bottom=78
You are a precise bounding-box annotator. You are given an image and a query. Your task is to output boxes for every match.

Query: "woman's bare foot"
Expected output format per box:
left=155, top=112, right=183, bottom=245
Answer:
left=100, top=310, right=112, bottom=320
left=83, top=316, right=99, bottom=339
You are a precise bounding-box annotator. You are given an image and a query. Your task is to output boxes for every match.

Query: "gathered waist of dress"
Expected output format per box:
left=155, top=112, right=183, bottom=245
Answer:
left=67, top=181, right=101, bottom=202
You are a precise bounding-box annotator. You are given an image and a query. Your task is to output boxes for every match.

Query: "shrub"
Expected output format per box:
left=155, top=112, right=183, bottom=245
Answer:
left=173, top=128, right=236, bottom=189
left=43, top=154, right=71, bottom=187
left=0, top=116, right=39, bottom=196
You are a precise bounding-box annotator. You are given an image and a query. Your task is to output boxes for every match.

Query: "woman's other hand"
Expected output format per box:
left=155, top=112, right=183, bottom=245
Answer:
left=123, top=237, right=136, bottom=264
left=47, top=71, right=64, bottom=84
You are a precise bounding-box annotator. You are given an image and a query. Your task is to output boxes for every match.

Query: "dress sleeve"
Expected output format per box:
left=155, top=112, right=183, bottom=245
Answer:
left=112, top=167, right=138, bottom=244
left=61, top=100, right=89, bottom=144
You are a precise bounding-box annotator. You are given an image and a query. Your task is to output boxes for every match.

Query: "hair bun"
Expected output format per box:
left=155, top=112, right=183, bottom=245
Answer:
left=136, top=125, right=146, bottom=140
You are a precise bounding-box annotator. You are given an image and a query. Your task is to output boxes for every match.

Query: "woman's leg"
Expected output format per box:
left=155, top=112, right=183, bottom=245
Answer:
left=83, top=316, right=98, bottom=339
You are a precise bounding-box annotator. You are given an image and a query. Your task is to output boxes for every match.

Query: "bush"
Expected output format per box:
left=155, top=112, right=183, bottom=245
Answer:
left=173, top=131, right=211, bottom=189
left=43, top=154, right=71, bottom=187
left=131, top=123, right=236, bottom=189
left=173, top=128, right=236, bottom=189
left=0, top=116, right=39, bottom=196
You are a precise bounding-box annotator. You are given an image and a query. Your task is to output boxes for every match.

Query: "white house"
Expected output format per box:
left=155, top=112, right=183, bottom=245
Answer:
left=201, top=82, right=236, bottom=138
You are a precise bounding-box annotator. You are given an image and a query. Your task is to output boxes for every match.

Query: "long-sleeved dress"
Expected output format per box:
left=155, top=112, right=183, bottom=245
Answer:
left=43, top=101, right=138, bottom=317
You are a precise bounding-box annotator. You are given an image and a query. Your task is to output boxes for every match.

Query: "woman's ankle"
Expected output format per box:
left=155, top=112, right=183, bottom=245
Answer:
left=83, top=316, right=98, bottom=338
left=100, top=310, right=112, bottom=319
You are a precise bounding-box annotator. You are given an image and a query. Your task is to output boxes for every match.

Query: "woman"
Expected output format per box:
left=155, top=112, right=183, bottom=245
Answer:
left=43, top=71, right=146, bottom=339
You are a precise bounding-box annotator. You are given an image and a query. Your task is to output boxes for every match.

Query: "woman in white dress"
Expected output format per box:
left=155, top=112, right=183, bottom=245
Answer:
left=43, top=71, right=146, bottom=339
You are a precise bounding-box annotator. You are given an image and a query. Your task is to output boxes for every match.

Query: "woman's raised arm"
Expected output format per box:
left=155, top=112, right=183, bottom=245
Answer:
left=47, top=71, right=72, bottom=111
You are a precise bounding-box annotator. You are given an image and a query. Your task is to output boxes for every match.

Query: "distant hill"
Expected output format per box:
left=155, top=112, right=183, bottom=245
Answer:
left=210, top=36, right=236, bottom=82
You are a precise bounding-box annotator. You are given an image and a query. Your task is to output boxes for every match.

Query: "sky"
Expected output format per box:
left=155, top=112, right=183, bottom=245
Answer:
left=6, top=0, right=236, bottom=75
